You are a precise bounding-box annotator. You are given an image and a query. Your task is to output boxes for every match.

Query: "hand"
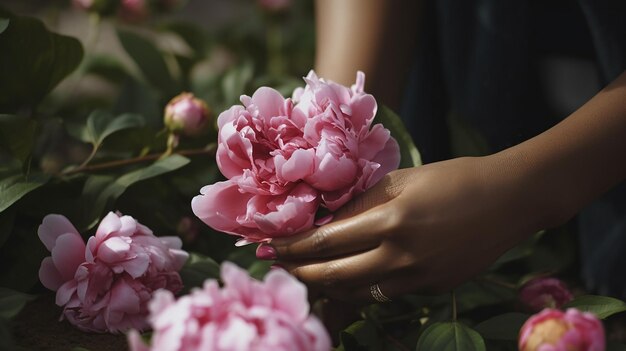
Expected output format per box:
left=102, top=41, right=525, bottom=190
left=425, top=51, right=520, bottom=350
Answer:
left=260, top=154, right=555, bottom=302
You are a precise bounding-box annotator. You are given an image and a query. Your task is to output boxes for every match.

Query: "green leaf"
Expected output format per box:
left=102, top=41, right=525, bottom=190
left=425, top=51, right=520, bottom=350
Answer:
left=161, top=21, right=209, bottom=57
left=416, top=322, right=486, bottom=351
left=247, top=260, right=272, bottom=280
left=83, top=155, right=190, bottom=227
left=0, top=288, right=35, bottom=320
left=563, top=295, right=626, bottom=319
left=0, top=18, right=9, bottom=34
left=474, top=313, right=529, bottom=341
left=337, top=320, right=383, bottom=351
left=0, top=209, right=15, bottom=248
left=82, top=54, right=131, bottom=84
left=179, top=252, right=220, bottom=293
left=374, top=105, right=422, bottom=169
left=222, top=61, right=254, bottom=106
left=0, top=13, right=83, bottom=111
left=607, top=342, right=626, bottom=351
left=85, top=110, right=145, bottom=147
left=116, top=29, right=177, bottom=94
left=0, top=114, right=37, bottom=167
left=0, top=173, right=49, bottom=213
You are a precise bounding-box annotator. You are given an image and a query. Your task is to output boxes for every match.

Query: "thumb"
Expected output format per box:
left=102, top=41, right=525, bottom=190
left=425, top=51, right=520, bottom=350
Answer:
left=333, top=168, right=410, bottom=221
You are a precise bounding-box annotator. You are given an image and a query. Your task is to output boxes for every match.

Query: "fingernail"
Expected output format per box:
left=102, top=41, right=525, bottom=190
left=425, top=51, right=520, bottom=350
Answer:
left=314, top=214, right=334, bottom=226
left=256, top=244, right=277, bottom=260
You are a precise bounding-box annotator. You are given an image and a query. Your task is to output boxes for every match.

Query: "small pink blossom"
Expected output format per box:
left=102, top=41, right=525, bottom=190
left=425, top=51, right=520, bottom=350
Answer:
left=164, top=92, right=211, bottom=136
left=519, top=277, right=574, bottom=312
left=118, top=0, right=149, bottom=23
left=519, top=308, right=605, bottom=351
left=128, top=262, right=331, bottom=351
left=38, top=212, right=188, bottom=333
left=192, top=71, right=400, bottom=243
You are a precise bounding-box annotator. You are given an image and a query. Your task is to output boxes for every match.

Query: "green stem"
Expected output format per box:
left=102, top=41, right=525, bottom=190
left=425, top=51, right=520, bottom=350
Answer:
left=60, top=143, right=216, bottom=176
left=266, top=20, right=283, bottom=76
left=451, top=291, right=457, bottom=322
left=79, top=144, right=99, bottom=168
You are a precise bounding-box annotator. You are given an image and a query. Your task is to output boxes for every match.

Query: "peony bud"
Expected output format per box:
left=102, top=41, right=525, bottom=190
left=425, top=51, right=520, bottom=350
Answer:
left=258, top=0, right=292, bottom=12
left=118, top=0, right=150, bottom=23
left=164, top=92, right=211, bottom=136
left=519, top=308, right=605, bottom=351
left=519, top=277, right=574, bottom=312
left=72, top=0, right=117, bottom=15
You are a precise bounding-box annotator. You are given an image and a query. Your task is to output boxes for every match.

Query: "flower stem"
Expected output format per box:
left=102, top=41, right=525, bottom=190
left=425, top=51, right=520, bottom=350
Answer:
left=451, top=291, right=457, bottom=322
left=60, top=143, right=216, bottom=176
left=266, top=20, right=283, bottom=76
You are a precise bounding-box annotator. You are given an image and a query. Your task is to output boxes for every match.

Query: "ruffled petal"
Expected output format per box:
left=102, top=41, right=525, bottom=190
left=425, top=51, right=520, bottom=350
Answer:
left=38, top=214, right=80, bottom=252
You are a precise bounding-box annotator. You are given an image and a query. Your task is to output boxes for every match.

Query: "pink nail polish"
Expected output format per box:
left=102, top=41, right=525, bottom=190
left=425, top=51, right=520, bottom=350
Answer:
left=256, top=244, right=277, bottom=260
left=270, top=264, right=284, bottom=270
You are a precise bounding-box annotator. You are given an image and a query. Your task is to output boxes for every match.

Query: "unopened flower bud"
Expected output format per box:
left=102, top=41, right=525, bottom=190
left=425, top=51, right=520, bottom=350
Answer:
left=519, top=308, right=605, bottom=351
left=164, top=92, right=211, bottom=136
left=118, top=0, right=150, bottom=23
left=519, top=277, right=574, bottom=312
left=73, top=0, right=116, bottom=15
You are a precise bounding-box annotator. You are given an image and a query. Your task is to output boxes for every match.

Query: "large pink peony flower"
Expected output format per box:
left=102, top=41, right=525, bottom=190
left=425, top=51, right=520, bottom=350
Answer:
left=128, top=262, right=331, bottom=351
left=519, top=308, right=605, bottom=351
left=192, top=71, right=400, bottom=243
left=519, top=277, right=574, bottom=312
left=38, top=212, right=188, bottom=333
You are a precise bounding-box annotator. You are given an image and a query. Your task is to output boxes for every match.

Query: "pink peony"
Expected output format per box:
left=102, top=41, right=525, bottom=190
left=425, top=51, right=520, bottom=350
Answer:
left=128, top=262, right=331, bottom=351
left=191, top=71, right=400, bottom=243
left=519, top=308, right=605, bottom=351
left=164, top=92, right=211, bottom=136
left=519, top=277, right=574, bottom=312
left=38, top=212, right=188, bottom=333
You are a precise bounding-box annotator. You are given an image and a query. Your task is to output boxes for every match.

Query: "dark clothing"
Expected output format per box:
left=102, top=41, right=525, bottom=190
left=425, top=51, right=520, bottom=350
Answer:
left=402, top=0, right=626, bottom=296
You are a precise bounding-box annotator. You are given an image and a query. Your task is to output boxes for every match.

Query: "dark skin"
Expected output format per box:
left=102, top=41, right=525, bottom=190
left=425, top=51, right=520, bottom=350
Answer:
left=258, top=0, right=626, bottom=303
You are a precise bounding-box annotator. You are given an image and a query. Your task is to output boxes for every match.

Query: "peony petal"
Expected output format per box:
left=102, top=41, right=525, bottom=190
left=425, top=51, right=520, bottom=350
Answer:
left=302, top=316, right=332, bottom=351
left=359, top=124, right=391, bottom=160
left=56, top=279, right=78, bottom=306
left=254, top=184, right=319, bottom=236
left=306, top=153, right=358, bottom=191
left=367, top=137, right=400, bottom=188
left=96, top=212, right=122, bottom=240
left=348, top=93, right=377, bottom=132
left=39, top=257, right=65, bottom=291
left=217, top=122, right=254, bottom=179
left=191, top=180, right=254, bottom=235
left=51, top=233, right=87, bottom=282
left=97, top=237, right=131, bottom=263
left=120, top=253, right=150, bottom=278
left=275, top=148, right=316, bottom=182
left=109, top=279, right=141, bottom=315
left=38, top=214, right=80, bottom=252
left=159, top=236, right=183, bottom=250
left=127, top=329, right=150, bottom=351
left=116, top=215, right=138, bottom=238
left=265, top=269, right=309, bottom=321
left=250, top=87, right=287, bottom=121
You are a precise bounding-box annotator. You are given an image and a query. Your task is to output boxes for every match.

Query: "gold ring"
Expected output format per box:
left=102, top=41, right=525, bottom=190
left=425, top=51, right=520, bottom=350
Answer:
left=369, top=283, right=391, bottom=302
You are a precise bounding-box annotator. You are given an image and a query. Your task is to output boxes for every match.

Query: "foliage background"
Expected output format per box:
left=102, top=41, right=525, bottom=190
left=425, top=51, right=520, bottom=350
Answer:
left=1, top=1, right=626, bottom=350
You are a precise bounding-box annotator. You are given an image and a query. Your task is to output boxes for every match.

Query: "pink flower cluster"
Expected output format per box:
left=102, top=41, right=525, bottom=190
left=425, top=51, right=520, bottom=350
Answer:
left=519, top=277, right=574, bottom=312
left=519, top=308, right=605, bottom=351
left=38, top=212, right=188, bottom=333
left=128, top=262, right=331, bottom=351
left=192, top=71, right=400, bottom=243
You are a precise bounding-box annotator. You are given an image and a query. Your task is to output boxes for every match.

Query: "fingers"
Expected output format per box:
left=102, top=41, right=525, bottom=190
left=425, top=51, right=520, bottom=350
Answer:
left=269, top=204, right=399, bottom=260
left=332, top=169, right=410, bottom=221
left=277, top=245, right=394, bottom=290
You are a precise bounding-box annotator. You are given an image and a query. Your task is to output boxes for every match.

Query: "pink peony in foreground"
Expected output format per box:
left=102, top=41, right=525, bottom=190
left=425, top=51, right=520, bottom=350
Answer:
left=519, top=277, right=574, bottom=312
left=518, top=308, right=605, bottom=351
left=191, top=71, right=400, bottom=243
left=38, top=212, right=188, bottom=333
left=128, top=262, right=331, bottom=351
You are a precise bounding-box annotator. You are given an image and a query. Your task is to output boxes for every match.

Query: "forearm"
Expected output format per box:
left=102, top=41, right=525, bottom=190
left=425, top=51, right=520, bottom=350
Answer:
left=503, top=71, right=626, bottom=230
left=314, top=0, right=420, bottom=110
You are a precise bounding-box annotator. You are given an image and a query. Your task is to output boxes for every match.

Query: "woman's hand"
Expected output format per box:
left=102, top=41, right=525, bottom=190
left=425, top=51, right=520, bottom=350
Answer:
left=260, top=153, right=553, bottom=302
